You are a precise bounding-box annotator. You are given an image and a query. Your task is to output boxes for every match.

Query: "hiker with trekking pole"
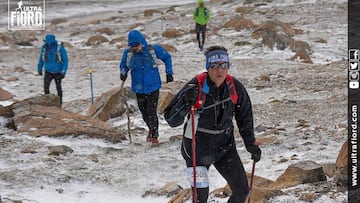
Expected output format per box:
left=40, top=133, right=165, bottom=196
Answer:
left=119, top=29, right=174, bottom=147
left=164, top=46, right=261, bottom=203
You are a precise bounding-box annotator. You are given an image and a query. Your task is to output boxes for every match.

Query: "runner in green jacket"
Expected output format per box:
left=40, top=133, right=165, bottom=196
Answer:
left=193, top=0, right=210, bottom=51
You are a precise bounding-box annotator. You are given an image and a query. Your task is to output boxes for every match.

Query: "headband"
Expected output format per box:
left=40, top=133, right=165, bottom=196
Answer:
left=205, top=50, right=229, bottom=70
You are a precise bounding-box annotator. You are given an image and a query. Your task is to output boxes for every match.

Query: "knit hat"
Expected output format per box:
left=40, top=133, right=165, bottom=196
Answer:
left=205, top=49, right=229, bottom=70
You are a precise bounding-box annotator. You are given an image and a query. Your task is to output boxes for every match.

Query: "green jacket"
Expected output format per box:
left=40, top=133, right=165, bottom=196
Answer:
left=193, top=5, right=210, bottom=25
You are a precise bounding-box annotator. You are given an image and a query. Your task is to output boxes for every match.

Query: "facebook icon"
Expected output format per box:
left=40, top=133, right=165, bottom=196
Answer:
left=349, top=49, right=359, bottom=60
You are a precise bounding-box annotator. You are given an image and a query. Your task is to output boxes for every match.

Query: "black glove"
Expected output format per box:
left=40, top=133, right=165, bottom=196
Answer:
left=120, top=73, right=127, bottom=81
left=166, top=74, right=173, bottom=83
left=183, top=84, right=198, bottom=104
left=38, top=71, right=42, bottom=76
left=246, top=145, right=261, bottom=162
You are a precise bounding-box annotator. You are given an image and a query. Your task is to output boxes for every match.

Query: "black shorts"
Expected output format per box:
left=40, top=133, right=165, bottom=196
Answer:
left=195, top=23, right=207, bottom=33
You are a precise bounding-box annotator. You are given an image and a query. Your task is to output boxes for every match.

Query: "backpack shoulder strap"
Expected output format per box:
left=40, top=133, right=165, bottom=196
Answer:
left=126, top=47, right=134, bottom=67
left=204, top=7, right=209, bottom=18
left=147, top=44, right=158, bottom=67
left=195, top=7, right=199, bottom=16
left=42, top=45, right=46, bottom=62
left=225, top=74, right=238, bottom=104
left=194, top=72, right=207, bottom=109
left=57, top=42, right=63, bottom=63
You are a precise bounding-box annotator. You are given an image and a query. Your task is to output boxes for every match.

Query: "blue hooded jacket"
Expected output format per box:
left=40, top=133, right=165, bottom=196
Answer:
left=119, top=30, right=173, bottom=94
left=37, top=34, right=68, bottom=76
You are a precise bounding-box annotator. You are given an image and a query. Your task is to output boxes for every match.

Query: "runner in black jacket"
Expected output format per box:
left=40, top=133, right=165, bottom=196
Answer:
left=164, top=46, right=261, bottom=203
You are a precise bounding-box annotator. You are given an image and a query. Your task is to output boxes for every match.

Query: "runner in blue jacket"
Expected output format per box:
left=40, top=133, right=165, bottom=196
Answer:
left=119, top=30, right=174, bottom=146
left=37, top=34, right=68, bottom=106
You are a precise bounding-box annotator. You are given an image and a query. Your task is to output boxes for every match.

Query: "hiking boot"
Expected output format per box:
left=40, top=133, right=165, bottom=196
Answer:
left=151, top=137, right=159, bottom=147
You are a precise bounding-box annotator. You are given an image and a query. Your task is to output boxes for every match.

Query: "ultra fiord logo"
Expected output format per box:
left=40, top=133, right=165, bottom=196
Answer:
left=8, top=0, right=45, bottom=30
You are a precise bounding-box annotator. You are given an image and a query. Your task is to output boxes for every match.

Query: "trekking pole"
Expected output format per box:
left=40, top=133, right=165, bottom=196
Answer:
left=247, top=141, right=261, bottom=203
left=191, top=106, right=197, bottom=203
left=120, top=80, right=132, bottom=143
left=89, top=68, right=94, bottom=104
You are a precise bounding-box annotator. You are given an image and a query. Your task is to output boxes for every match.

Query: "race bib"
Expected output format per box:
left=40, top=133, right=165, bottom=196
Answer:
left=185, top=166, right=209, bottom=188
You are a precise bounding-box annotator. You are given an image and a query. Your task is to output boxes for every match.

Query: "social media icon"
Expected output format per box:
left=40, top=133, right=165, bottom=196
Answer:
left=350, top=62, right=359, bottom=70
left=349, top=49, right=359, bottom=60
left=350, top=81, right=359, bottom=89
left=350, top=71, right=359, bottom=80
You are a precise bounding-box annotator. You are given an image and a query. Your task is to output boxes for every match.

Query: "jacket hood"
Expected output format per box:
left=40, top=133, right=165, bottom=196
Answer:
left=198, top=0, right=204, bottom=5
left=44, top=34, right=58, bottom=50
left=44, top=34, right=57, bottom=44
left=127, top=30, right=148, bottom=47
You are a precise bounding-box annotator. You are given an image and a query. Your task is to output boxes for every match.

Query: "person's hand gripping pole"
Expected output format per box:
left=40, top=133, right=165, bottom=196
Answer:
left=247, top=141, right=261, bottom=203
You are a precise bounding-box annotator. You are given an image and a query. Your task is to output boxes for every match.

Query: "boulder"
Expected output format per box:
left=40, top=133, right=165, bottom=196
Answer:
left=47, top=145, right=74, bottom=156
left=207, top=175, right=280, bottom=203
left=168, top=188, right=191, bottom=203
left=144, top=9, right=162, bottom=17
left=87, top=86, right=135, bottom=121
left=289, top=40, right=311, bottom=53
left=85, top=35, right=109, bottom=46
left=0, top=105, right=13, bottom=117
left=290, top=49, right=313, bottom=63
left=224, top=16, right=255, bottom=31
left=12, top=31, right=37, bottom=46
left=162, top=28, right=185, bottom=38
left=252, top=20, right=303, bottom=37
left=159, top=44, right=178, bottom=52
left=0, top=87, right=13, bottom=101
left=158, top=90, right=175, bottom=114
left=0, top=32, right=13, bottom=45
left=246, top=187, right=284, bottom=203
left=143, top=182, right=183, bottom=197
left=110, top=36, right=125, bottom=44
left=50, top=18, right=68, bottom=26
left=271, top=160, right=326, bottom=189
left=335, top=139, right=348, bottom=185
left=11, top=94, right=126, bottom=143
left=17, top=94, right=61, bottom=107
left=251, top=20, right=305, bottom=51
left=95, top=27, right=114, bottom=35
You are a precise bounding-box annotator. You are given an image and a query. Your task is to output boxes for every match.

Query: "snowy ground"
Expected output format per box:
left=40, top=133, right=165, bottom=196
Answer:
left=0, top=0, right=349, bottom=202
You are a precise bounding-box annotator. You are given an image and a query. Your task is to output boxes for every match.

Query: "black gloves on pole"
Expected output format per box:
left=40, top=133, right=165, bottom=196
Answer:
left=246, top=145, right=261, bottom=162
